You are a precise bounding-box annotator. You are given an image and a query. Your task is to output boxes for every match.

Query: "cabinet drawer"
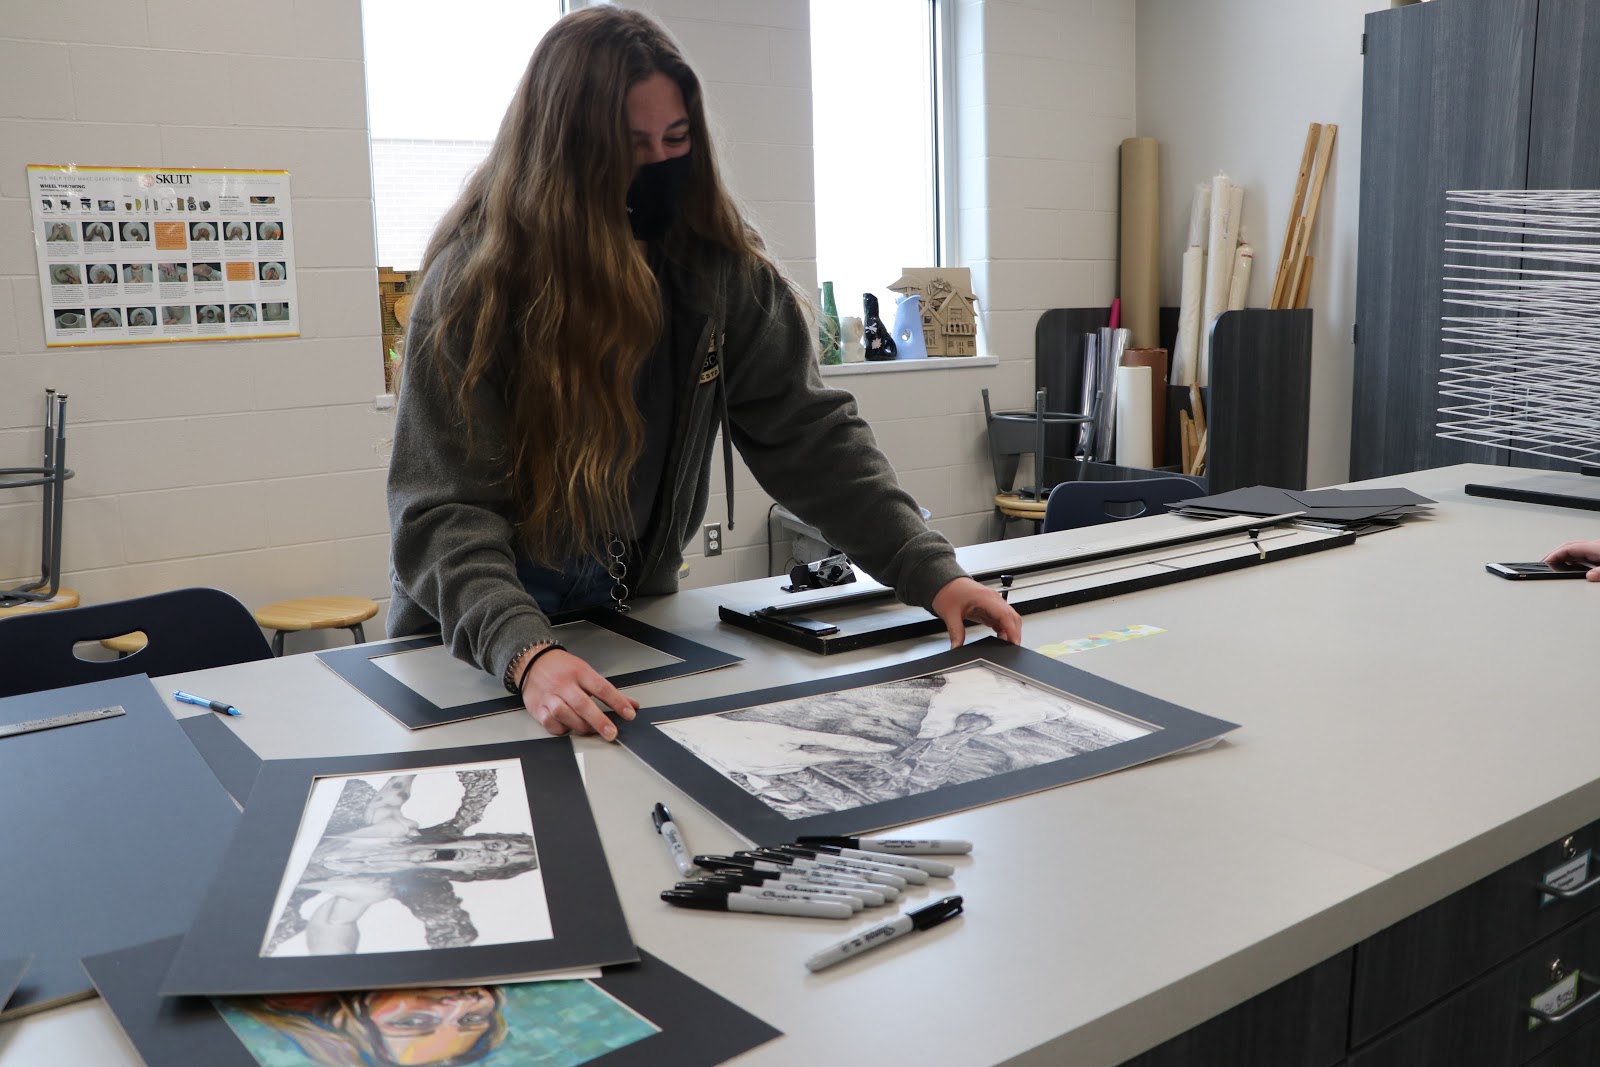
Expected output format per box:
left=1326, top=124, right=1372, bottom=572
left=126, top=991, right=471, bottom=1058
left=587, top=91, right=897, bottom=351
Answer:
left=1351, top=821, right=1600, bottom=1044
left=1526, top=1022, right=1600, bottom=1067
left=1116, top=951, right=1351, bottom=1067
left=1351, top=899, right=1600, bottom=1067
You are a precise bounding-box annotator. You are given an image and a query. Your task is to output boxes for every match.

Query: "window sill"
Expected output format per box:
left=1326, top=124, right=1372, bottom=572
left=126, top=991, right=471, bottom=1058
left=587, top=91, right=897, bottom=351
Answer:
left=820, top=355, right=998, bottom=376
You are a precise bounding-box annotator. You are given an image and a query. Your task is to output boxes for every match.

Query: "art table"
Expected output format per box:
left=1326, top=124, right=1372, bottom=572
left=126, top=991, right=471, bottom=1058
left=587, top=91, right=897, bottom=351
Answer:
left=5, top=464, right=1599, bottom=1066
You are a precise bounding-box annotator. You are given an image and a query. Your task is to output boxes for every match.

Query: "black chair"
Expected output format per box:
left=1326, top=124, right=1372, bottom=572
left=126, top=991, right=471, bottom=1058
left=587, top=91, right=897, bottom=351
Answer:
left=983, top=387, right=1093, bottom=539
left=0, top=587, right=273, bottom=698
left=1042, top=476, right=1207, bottom=534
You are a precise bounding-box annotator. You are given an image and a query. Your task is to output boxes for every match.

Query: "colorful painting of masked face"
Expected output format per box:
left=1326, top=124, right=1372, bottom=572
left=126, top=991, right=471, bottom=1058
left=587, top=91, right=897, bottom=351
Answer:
left=215, top=978, right=659, bottom=1066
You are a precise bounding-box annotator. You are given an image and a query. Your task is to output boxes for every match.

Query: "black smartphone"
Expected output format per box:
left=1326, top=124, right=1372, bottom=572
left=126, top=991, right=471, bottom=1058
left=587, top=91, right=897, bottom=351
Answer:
left=782, top=616, right=841, bottom=636
left=1485, top=560, right=1593, bottom=580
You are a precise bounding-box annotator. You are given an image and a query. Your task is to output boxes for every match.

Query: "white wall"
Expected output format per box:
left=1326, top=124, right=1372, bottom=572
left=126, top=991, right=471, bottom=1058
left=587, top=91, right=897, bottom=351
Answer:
left=0, top=0, right=390, bottom=648
left=1136, top=0, right=1370, bottom=488
left=941, top=0, right=1137, bottom=544
left=1, top=0, right=1145, bottom=631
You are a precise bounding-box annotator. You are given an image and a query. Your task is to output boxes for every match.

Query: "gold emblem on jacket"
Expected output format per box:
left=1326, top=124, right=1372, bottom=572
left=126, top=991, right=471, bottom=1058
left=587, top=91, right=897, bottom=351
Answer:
left=699, top=333, right=721, bottom=384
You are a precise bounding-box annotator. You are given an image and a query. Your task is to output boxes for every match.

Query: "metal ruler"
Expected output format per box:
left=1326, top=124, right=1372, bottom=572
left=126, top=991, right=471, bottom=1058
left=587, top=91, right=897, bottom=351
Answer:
left=0, top=704, right=125, bottom=740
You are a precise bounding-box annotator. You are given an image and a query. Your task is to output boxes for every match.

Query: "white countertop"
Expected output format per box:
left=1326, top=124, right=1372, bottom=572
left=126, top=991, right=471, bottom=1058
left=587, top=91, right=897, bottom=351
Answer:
left=5, top=464, right=1599, bottom=1066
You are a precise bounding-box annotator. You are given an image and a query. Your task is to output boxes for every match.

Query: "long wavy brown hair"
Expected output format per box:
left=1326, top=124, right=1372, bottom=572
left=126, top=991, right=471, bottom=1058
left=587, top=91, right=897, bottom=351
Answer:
left=414, top=5, right=767, bottom=564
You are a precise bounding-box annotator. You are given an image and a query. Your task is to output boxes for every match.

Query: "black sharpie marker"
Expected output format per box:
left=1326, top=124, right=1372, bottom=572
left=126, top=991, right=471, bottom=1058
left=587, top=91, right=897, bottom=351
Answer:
left=797, top=835, right=972, bottom=856
left=805, top=895, right=964, bottom=972
left=739, top=849, right=908, bottom=890
left=697, top=854, right=898, bottom=902
left=787, top=841, right=955, bottom=878
left=696, top=870, right=879, bottom=909
left=687, top=877, right=864, bottom=912
left=774, top=844, right=932, bottom=885
left=652, top=803, right=696, bottom=877
left=661, top=885, right=852, bottom=920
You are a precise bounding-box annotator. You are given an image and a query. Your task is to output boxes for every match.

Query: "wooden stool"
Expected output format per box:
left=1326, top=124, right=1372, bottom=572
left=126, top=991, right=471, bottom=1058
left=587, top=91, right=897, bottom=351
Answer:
left=253, top=596, right=378, bottom=657
left=101, top=631, right=147, bottom=657
left=0, top=587, right=79, bottom=618
left=994, top=492, right=1049, bottom=538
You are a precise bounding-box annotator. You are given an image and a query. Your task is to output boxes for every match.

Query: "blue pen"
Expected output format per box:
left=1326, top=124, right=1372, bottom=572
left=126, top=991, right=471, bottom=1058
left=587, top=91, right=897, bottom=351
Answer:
left=174, top=690, right=241, bottom=716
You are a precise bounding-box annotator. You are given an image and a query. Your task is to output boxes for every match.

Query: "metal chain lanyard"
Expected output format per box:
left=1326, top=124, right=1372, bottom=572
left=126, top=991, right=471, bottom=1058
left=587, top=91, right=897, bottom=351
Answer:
left=607, top=535, right=630, bottom=613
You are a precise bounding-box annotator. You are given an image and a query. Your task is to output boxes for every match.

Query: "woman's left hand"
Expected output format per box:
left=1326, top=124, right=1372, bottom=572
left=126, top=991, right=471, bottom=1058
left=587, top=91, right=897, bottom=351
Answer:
left=930, top=576, right=1022, bottom=647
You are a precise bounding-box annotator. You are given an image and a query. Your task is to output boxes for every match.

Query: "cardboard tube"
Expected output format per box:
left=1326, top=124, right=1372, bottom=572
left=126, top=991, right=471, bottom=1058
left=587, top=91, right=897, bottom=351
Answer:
left=1226, top=243, right=1254, bottom=311
left=1171, top=245, right=1204, bottom=387
left=1187, top=181, right=1212, bottom=248
left=1200, top=178, right=1243, bottom=388
left=1118, top=137, right=1161, bottom=350
left=1121, top=347, right=1168, bottom=464
left=1114, top=365, right=1154, bottom=469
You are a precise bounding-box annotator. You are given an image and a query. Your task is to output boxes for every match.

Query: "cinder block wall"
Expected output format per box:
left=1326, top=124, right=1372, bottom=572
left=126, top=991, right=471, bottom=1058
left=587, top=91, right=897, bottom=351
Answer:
left=0, top=0, right=389, bottom=649
left=0, top=0, right=1135, bottom=638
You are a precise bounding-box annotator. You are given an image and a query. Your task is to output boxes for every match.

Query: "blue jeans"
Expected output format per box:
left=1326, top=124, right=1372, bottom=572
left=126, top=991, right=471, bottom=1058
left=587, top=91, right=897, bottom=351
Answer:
left=515, top=554, right=615, bottom=616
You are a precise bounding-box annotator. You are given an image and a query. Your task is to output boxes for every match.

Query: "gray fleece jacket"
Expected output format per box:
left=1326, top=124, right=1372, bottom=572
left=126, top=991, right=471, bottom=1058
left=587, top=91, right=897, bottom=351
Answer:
left=386, top=240, right=965, bottom=688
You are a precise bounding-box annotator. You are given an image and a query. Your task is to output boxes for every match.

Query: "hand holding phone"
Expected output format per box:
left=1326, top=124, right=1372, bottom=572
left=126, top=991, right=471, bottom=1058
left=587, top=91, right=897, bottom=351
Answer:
left=1486, top=561, right=1594, bottom=580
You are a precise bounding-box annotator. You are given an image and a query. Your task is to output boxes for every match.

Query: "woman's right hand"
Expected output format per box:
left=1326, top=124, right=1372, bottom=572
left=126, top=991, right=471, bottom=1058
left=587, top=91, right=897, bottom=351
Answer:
left=1543, top=539, right=1600, bottom=580
left=516, top=646, right=640, bottom=740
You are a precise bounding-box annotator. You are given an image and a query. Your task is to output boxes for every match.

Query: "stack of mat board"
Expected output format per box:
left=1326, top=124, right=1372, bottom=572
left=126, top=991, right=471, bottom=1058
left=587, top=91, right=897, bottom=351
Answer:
left=1167, top=485, right=1435, bottom=535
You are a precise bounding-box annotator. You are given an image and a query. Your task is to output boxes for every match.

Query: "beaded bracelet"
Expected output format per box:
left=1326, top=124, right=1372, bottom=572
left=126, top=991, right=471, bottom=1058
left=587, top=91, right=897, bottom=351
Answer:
left=502, top=641, right=540, bottom=693
left=515, top=642, right=569, bottom=696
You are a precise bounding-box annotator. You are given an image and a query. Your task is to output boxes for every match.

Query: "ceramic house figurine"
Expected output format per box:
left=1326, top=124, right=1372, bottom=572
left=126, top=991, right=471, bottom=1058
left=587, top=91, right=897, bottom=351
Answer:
left=887, top=267, right=980, bottom=357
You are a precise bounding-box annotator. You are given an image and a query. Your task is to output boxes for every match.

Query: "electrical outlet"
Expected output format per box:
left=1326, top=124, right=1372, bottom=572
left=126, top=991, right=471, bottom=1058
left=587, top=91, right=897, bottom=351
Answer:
left=704, top=523, right=722, bottom=557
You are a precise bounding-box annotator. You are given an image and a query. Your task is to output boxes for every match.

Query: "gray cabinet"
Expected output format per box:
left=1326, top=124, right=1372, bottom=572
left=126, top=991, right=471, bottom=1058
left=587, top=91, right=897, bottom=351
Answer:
left=1352, top=0, right=1543, bottom=478
left=1114, top=951, right=1351, bottom=1067
left=1529, top=0, right=1600, bottom=188
left=1119, top=817, right=1600, bottom=1065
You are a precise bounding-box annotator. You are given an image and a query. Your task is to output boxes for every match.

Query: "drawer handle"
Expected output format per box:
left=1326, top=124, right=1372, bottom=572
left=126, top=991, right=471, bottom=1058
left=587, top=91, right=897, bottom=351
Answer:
left=1524, top=972, right=1600, bottom=1025
left=1537, top=870, right=1600, bottom=900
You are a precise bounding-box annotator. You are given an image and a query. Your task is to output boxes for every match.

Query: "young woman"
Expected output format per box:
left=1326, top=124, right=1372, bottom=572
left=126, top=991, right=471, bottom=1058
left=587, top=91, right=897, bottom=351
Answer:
left=387, top=6, right=1020, bottom=740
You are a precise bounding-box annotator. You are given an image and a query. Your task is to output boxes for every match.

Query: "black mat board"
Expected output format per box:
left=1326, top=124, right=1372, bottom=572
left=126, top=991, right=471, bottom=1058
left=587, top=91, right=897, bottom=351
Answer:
left=617, top=637, right=1239, bottom=843
left=1173, top=485, right=1432, bottom=524
left=88, top=936, right=779, bottom=1067
left=161, top=737, right=635, bottom=996
left=1170, top=485, right=1304, bottom=514
left=0, top=957, right=28, bottom=1012
left=0, top=676, right=240, bottom=1020
left=179, top=713, right=263, bottom=806
left=319, top=609, right=741, bottom=729
left=1287, top=487, right=1436, bottom=507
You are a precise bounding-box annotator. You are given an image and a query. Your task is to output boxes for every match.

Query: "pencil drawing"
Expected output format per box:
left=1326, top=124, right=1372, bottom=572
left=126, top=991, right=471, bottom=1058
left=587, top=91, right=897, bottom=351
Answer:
left=262, top=760, right=547, bottom=957
left=657, top=663, right=1154, bottom=818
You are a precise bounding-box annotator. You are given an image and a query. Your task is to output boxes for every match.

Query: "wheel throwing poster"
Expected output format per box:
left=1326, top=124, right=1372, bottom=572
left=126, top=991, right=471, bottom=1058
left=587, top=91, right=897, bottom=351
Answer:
left=29, top=164, right=300, bottom=347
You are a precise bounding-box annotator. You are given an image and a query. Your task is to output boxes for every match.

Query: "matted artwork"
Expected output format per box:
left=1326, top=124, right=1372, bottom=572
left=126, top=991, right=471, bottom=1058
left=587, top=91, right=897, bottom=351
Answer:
left=318, top=609, right=741, bottom=730
left=0, top=957, right=28, bottom=1013
left=87, top=937, right=780, bottom=1067
left=0, top=675, right=239, bottom=1019
left=161, top=738, right=635, bottom=996
left=261, top=759, right=550, bottom=959
left=179, top=712, right=264, bottom=806
left=617, top=637, right=1238, bottom=842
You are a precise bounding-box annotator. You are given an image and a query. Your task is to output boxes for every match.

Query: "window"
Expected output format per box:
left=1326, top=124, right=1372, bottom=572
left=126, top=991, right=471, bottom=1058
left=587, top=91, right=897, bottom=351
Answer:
left=361, top=0, right=562, bottom=270
left=809, top=0, right=943, bottom=341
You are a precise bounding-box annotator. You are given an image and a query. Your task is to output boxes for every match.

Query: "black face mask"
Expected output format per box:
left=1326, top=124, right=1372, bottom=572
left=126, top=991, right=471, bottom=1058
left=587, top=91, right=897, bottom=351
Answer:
left=626, top=153, right=693, bottom=241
